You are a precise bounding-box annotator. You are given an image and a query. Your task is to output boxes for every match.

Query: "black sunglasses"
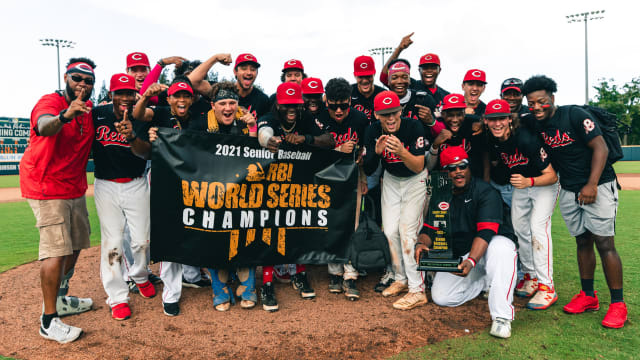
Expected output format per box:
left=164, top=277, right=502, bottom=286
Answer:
left=444, top=162, right=469, bottom=172
left=327, top=103, right=350, bottom=111
left=70, top=75, right=95, bottom=85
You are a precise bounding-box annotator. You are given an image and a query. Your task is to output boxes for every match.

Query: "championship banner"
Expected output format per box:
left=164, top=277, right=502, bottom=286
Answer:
left=150, top=128, right=358, bottom=268
left=0, top=117, right=30, bottom=175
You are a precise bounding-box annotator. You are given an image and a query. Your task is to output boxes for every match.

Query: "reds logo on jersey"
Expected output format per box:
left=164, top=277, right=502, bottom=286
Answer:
left=583, top=118, right=595, bottom=134
left=331, top=128, right=359, bottom=148
left=95, top=125, right=130, bottom=148
left=500, top=148, right=529, bottom=168
left=541, top=130, right=575, bottom=148
left=353, top=104, right=373, bottom=120
left=382, top=143, right=410, bottom=163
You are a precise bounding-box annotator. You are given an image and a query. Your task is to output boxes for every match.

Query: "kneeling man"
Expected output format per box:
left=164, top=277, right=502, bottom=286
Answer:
left=415, top=146, right=518, bottom=338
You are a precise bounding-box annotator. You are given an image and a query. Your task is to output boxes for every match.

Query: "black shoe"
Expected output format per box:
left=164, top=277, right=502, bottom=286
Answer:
left=182, top=276, right=212, bottom=288
left=292, top=272, right=316, bottom=299
left=127, top=280, right=139, bottom=294
left=260, top=282, right=279, bottom=312
left=328, top=275, right=343, bottom=293
left=163, top=302, right=180, bottom=316
left=374, top=271, right=394, bottom=293
left=148, top=273, right=162, bottom=284
left=343, top=279, right=360, bottom=301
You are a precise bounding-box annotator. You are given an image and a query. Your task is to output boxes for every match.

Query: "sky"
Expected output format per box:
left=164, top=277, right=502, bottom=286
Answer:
left=1, top=0, right=637, bottom=118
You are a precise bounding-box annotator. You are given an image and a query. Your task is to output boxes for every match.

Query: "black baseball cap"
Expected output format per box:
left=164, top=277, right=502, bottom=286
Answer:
left=501, top=78, right=523, bottom=93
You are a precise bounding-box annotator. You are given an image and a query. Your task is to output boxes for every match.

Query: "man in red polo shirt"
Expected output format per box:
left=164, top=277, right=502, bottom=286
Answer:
left=21, top=57, right=97, bottom=344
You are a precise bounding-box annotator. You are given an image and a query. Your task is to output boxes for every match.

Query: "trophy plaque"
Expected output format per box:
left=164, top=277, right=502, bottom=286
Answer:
left=417, top=170, right=462, bottom=272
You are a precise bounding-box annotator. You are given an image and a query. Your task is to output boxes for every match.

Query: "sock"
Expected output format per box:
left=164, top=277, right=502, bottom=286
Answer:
left=610, top=288, right=623, bottom=303
left=263, top=265, right=273, bottom=284
left=42, top=312, right=58, bottom=328
left=581, top=278, right=595, bottom=297
left=296, top=264, right=306, bottom=273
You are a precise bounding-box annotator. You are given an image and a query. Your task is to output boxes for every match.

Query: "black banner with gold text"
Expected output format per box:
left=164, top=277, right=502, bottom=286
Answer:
left=150, top=128, right=358, bottom=268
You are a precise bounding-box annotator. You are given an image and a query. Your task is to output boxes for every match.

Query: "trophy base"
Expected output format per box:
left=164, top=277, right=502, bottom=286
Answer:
left=417, top=255, right=463, bottom=273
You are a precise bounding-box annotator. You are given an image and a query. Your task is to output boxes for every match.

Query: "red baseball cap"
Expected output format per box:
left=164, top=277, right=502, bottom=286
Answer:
left=283, top=59, right=304, bottom=72
left=126, top=52, right=150, bottom=68
left=419, top=53, right=440, bottom=67
left=484, top=99, right=511, bottom=118
left=168, top=82, right=194, bottom=96
left=374, top=91, right=402, bottom=115
left=440, top=146, right=469, bottom=167
left=354, top=55, right=376, bottom=76
left=301, top=78, right=324, bottom=95
left=235, top=53, right=260, bottom=69
left=276, top=82, right=304, bottom=105
left=110, top=74, right=137, bottom=92
left=441, top=93, right=466, bottom=111
left=463, top=69, right=487, bottom=83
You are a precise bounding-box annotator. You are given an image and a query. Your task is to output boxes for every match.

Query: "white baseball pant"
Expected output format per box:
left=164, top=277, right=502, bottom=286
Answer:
left=95, top=177, right=150, bottom=307
left=431, top=235, right=518, bottom=320
left=381, top=169, right=428, bottom=293
left=511, top=182, right=559, bottom=287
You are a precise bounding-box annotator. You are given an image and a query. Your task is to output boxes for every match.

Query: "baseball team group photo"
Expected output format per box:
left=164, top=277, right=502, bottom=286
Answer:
left=1, top=2, right=638, bottom=359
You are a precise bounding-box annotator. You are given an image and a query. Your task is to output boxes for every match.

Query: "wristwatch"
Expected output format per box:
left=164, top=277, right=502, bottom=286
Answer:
left=59, top=109, right=72, bottom=124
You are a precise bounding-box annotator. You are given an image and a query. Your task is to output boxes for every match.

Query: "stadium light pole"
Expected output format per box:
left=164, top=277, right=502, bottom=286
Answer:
left=39, top=38, right=76, bottom=90
left=369, top=47, right=393, bottom=67
left=566, top=10, right=605, bottom=104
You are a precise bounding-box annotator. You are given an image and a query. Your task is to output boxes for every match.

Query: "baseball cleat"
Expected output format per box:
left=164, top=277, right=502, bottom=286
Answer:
left=47, top=295, right=93, bottom=317
left=163, top=302, right=180, bottom=317
left=343, top=279, right=360, bottom=301
left=111, top=303, right=131, bottom=321
left=328, top=275, right=343, bottom=293
left=375, top=270, right=395, bottom=293
left=39, top=317, right=82, bottom=344
left=392, top=291, right=427, bottom=310
left=136, top=280, right=156, bottom=298
left=382, top=281, right=408, bottom=297
left=182, top=277, right=212, bottom=289
left=563, top=290, right=599, bottom=314
left=527, top=284, right=557, bottom=310
left=260, top=282, right=279, bottom=312
left=602, top=302, right=627, bottom=329
left=292, top=272, right=316, bottom=299
left=489, top=317, right=512, bottom=339
left=515, top=274, right=538, bottom=298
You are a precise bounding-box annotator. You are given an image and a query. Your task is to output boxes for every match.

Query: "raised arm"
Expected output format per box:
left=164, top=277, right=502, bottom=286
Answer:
left=187, top=53, right=232, bottom=96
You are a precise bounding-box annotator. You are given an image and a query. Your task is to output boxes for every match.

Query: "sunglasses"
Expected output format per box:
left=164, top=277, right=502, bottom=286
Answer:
left=70, top=75, right=95, bottom=85
left=327, top=103, right=350, bottom=111
left=444, top=162, right=469, bottom=172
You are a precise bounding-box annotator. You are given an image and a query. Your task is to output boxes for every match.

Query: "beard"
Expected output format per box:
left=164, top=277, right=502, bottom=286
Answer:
left=66, top=81, right=92, bottom=102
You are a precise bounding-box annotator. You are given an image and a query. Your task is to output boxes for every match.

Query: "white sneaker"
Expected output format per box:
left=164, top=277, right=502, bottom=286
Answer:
left=489, top=317, right=512, bottom=339
left=57, top=295, right=93, bottom=316
left=39, top=317, right=82, bottom=344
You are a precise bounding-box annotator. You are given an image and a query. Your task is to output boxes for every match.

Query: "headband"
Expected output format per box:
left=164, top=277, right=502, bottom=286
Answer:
left=215, top=89, right=239, bottom=102
left=66, top=62, right=94, bottom=76
left=388, top=61, right=410, bottom=76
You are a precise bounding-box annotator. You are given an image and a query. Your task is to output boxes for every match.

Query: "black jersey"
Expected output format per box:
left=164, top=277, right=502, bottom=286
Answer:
left=421, top=177, right=516, bottom=258
left=350, top=83, right=385, bottom=122
left=536, top=105, right=616, bottom=192
left=489, top=126, right=551, bottom=179
left=150, top=105, right=208, bottom=131
left=363, top=117, right=426, bottom=178
left=410, top=79, right=450, bottom=111
left=239, top=87, right=270, bottom=120
left=257, top=111, right=324, bottom=150
left=316, top=108, right=368, bottom=152
left=92, top=105, right=151, bottom=180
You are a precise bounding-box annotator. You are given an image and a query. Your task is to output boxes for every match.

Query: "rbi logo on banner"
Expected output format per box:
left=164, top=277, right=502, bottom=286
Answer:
left=472, top=70, right=482, bottom=77
left=308, top=81, right=318, bottom=89
left=382, top=97, right=392, bottom=105
left=438, top=202, right=450, bottom=211
left=119, top=76, right=129, bottom=83
left=131, top=53, right=143, bottom=60
left=286, top=88, right=296, bottom=96
left=583, top=119, right=595, bottom=134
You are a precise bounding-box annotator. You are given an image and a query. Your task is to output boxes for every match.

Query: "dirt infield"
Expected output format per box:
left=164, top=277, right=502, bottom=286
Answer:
left=0, top=246, right=509, bottom=359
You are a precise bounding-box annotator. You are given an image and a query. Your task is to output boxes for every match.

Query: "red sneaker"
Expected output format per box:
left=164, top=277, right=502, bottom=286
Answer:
left=602, top=302, right=628, bottom=329
left=111, top=303, right=131, bottom=320
left=136, top=280, right=156, bottom=298
left=563, top=290, right=599, bottom=314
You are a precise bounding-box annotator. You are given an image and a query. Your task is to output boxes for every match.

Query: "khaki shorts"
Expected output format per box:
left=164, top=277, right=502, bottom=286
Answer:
left=28, top=196, right=91, bottom=260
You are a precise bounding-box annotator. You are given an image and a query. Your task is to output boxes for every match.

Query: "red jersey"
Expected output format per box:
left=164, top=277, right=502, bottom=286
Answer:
left=20, top=92, right=94, bottom=199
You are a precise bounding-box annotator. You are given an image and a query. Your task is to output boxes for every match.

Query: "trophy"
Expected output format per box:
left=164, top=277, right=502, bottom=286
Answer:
left=417, top=170, right=462, bottom=272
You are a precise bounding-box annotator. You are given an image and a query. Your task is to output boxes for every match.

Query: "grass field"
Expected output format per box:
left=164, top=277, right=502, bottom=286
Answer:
left=0, top=193, right=637, bottom=359
left=0, top=161, right=638, bottom=188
